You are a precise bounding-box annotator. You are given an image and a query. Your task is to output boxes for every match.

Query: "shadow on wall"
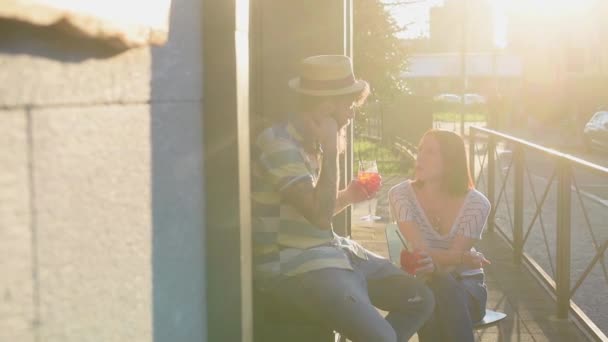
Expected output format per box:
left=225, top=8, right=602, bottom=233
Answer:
left=150, top=0, right=206, bottom=340
left=0, top=19, right=124, bottom=62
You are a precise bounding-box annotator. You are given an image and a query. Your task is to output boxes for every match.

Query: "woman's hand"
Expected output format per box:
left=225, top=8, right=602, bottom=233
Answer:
left=415, top=250, right=435, bottom=275
left=462, top=251, right=491, bottom=268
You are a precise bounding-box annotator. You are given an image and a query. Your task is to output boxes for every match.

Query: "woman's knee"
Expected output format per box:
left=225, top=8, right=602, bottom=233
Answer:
left=429, top=271, right=458, bottom=285
left=428, top=272, right=475, bottom=320
left=428, top=272, right=465, bottom=298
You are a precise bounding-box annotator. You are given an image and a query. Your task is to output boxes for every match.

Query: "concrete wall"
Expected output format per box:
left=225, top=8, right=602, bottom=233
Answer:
left=0, top=0, right=206, bottom=341
left=251, top=0, right=348, bottom=128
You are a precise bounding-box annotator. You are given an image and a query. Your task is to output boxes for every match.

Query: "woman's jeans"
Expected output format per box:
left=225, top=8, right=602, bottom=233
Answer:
left=261, top=248, right=435, bottom=342
left=418, top=272, right=488, bottom=342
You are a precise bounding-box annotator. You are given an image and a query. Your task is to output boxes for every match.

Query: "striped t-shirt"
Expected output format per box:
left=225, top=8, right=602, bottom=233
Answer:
left=251, top=121, right=366, bottom=280
left=388, top=180, right=490, bottom=274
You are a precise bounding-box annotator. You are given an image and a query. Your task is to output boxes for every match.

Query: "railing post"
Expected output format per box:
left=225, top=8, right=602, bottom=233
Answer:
left=513, top=144, right=524, bottom=265
left=556, top=159, right=572, bottom=319
left=469, top=129, right=476, bottom=181
left=487, top=135, right=496, bottom=232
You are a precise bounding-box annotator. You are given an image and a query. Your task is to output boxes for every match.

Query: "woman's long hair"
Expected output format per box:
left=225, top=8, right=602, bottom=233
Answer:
left=415, top=129, right=474, bottom=196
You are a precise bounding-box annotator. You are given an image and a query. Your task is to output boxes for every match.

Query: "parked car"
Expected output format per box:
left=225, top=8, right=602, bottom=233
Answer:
left=464, top=93, right=486, bottom=105
left=433, top=93, right=487, bottom=114
left=583, top=111, right=608, bottom=152
left=433, top=93, right=461, bottom=104
left=432, top=93, right=486, bottom=105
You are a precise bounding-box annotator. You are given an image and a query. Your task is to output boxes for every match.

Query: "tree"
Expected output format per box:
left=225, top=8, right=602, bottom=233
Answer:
left=353, top=0, right=411, bottom=137
left=354, top=0, right=410, bottom=101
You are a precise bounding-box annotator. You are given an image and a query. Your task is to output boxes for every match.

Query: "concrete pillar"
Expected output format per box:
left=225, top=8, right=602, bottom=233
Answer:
left=203, top=0, right=253, bottom=341
left=251, top=0, right=352, bottom=236
left=251, top=0, right=349, bottom=125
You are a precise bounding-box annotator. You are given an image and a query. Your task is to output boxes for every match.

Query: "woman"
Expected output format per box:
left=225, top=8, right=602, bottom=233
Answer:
left=388, top=129, right=491, bottom=342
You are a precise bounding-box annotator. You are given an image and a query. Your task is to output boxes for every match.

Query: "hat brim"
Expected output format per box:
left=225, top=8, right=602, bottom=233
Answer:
left=288, top=78, right=367, bottom=96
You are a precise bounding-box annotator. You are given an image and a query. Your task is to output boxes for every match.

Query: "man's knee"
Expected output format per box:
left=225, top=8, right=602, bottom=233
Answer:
left=363, top=325, right=397, bottom=342
left=341, top=314, right=397, bottom=342
left=417, top=282, right=436, bottom=319
left=399, top=278, right=435, bottom=319
left=396, top=276, right=435, bottom=310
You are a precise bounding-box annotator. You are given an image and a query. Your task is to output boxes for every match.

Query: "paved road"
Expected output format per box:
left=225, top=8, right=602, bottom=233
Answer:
left=553, top=146, right=608, bottom=202
left=490, top=137, right=608, bottom=203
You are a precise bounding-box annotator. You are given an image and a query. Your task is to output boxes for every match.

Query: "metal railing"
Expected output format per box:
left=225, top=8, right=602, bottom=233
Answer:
left=469, top=126, right=608, bottom=341
left=393, top=136, right=418, bottom=162
left=353, top=134, right=414, bottom=176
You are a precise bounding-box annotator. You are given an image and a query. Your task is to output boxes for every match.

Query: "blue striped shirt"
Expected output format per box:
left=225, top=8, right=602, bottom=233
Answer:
left=251, top=121, right=366, bottom=280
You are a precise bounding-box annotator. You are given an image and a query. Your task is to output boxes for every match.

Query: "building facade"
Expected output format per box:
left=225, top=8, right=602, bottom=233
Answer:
left=429, top=0, right=494, bottom=53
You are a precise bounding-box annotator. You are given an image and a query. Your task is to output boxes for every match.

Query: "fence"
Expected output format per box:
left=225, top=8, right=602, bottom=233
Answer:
left=353, top=135, right=412, bottom=176
left=469, top=126, right=608, bottom=341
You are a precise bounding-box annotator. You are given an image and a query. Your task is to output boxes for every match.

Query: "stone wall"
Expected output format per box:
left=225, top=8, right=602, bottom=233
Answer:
left=0, top=0, right=206, bottom=341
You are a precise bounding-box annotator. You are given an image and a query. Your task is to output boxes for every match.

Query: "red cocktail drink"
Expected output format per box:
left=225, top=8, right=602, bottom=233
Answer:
left=357, top=171, right=382, bottom=194
left=400, top=249, right=423, bottom=275
left=358, top=161, right=382, bottom=221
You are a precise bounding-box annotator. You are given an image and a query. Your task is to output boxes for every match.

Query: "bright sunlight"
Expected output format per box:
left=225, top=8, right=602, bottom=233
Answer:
left=504, top=0, right=596, bottom=17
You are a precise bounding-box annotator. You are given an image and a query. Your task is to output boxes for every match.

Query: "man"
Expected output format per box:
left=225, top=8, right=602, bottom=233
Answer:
left=252, top=55, right=434, bottom=342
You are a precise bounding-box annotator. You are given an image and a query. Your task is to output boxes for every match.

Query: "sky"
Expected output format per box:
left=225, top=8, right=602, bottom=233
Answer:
left=386, top=0, right=508, bottom=48
left=388, top=0, right=599, bottom=48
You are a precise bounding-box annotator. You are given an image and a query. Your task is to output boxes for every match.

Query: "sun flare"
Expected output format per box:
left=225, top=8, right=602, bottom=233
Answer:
left=504, top=0, right=596, bottom=17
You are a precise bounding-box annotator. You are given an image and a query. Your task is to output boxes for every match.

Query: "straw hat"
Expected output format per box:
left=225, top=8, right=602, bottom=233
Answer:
left=288, top=55, right=367, bottom=96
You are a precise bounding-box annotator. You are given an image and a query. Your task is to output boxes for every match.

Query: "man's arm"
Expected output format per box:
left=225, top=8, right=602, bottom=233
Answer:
left=281, top=117, right=340, bottom=230
left=334, top=189, right=351, bottom=215
left=282, top=141, right=339, bottom=230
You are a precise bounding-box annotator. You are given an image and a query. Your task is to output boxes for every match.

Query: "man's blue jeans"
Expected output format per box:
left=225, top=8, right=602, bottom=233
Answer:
left=418, top=272, right=487, bottom=342
left=262, top=248, right=435, bottom=342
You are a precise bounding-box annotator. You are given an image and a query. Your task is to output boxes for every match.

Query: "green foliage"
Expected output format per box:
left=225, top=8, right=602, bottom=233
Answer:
left=354, top=0, right=409, bottom=101
left=354, top=138, right=412, bottom=175
left=433, top=111, right=487, bottom=122
left=353, top=0, right=410, bottom=137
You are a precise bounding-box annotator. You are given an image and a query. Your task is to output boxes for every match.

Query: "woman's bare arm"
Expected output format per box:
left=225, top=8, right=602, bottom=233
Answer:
left=397, top=221, right=484, bottom=268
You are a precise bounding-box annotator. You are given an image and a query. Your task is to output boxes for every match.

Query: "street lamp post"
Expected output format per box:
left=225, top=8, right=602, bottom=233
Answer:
left=460, top=0, right=468, bottom=136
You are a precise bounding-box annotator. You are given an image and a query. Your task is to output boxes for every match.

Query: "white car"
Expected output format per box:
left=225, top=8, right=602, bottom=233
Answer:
left=433, top=93, right=486, bottom=105
left=464, top=93, right=486, bottom=105
left=433, top=93, right=462, bottom=104
left=583, top=111, right=608, bottom=152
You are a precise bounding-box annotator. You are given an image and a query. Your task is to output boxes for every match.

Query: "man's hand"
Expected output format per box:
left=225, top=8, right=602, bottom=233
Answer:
left=334, top=180, right=375, bottom=214
left=345, top=180, right=372, bottom=203
left=309, top=116, right=339, bottom=151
